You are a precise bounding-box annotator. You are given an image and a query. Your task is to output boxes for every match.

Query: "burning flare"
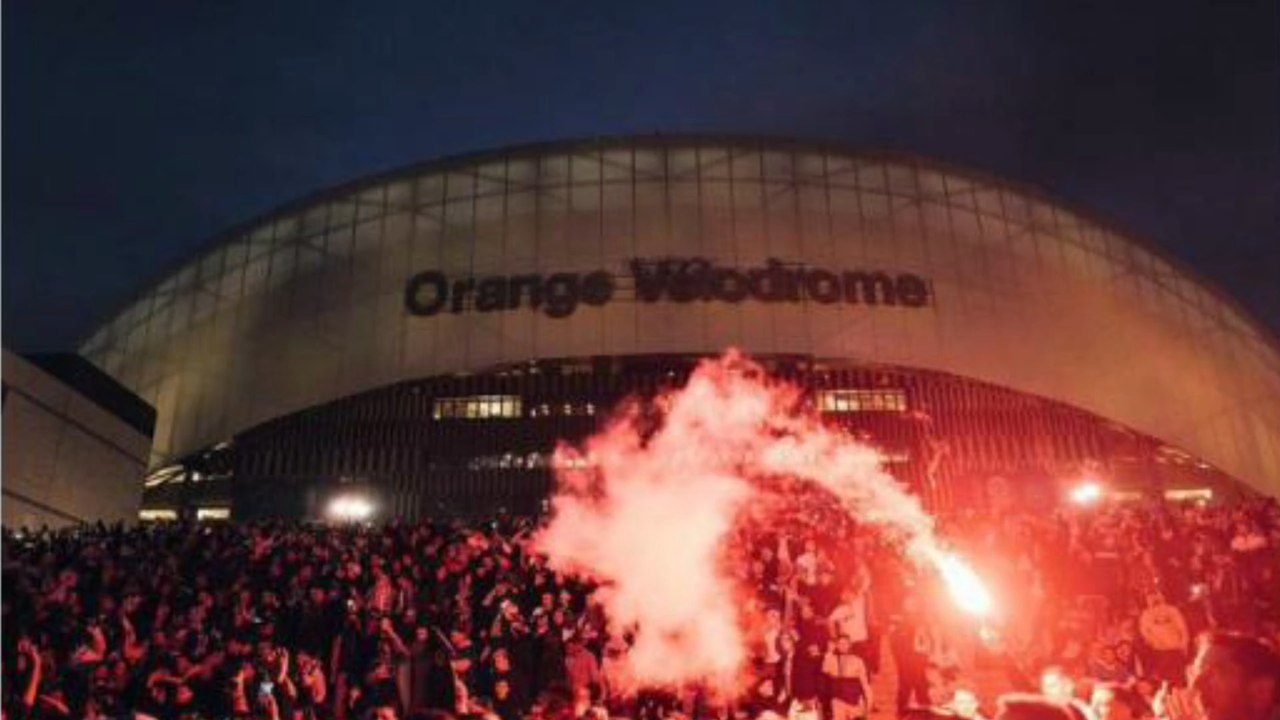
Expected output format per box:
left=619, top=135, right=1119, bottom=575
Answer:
left=927, top=549, right=996, bottom=617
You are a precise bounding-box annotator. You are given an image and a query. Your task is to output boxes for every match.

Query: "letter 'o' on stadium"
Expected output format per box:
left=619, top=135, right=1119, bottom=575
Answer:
left=79, top=137, right=1280, bottom=520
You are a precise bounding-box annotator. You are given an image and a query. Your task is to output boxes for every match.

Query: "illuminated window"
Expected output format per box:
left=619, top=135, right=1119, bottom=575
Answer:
left=432, top=395, right=523, bottom=420
left=196, top=507, right=231, bottom=521
left=817, top=389, right=907, bottom=413
left=144, top=465, right=185, bottom=488
left=528, top=401, right=596, bottom=418
left=1164, top=488, right=1213, bottom=502
left=466, top=451, right=554, bottom=471
left=881, top=450, right=911, bottom=464
left=139, top=508, right=178, bottom=522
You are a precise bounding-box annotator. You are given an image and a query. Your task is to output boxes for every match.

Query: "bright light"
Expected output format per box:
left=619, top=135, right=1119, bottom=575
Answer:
left=196, top=507, right=231, bottom=521
left=1070, top=481, right=1103, bottom=505
left=952, top=689, right=981, bottom=720
left=1164, top=487, right=1213, bottom=502
left=932, top=551, right=995, bottom=617
left=326, top=494, right=374, bottom=522
left=1041, top=667, right=1075, bottom=704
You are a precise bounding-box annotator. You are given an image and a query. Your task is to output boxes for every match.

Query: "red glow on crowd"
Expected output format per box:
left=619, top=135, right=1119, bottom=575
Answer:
left=1070, top=481, right=1105, bottom=506
left=535, top=350, right=991, bottom=696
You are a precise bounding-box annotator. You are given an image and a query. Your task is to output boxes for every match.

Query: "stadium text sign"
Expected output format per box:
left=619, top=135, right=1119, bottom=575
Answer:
left=405, top=258, right=931, bottom=319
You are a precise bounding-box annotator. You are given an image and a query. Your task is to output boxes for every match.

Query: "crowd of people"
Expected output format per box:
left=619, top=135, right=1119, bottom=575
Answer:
left=3, top=494, right=1278, bottom=720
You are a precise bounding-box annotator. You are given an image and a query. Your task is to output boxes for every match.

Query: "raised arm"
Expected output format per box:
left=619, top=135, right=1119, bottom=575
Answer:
left=20, top=642, right=42, bottom=710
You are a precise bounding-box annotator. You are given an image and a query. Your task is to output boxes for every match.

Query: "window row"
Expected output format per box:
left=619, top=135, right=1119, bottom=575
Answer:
left=431, top=396, right=600, bottom=420
left=432, top=395, right=523, bottom=420
left=817, top=389, right=908, bottom=413
left=528, top=402, right=597, bottom=418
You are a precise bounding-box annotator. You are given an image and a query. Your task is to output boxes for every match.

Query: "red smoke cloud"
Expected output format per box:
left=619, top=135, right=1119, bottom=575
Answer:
left=534, top=350, right=978, bottom=696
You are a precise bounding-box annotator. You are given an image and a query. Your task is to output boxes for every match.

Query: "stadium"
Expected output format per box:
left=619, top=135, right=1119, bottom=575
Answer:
left=78, top=136, right=1280, bottom=522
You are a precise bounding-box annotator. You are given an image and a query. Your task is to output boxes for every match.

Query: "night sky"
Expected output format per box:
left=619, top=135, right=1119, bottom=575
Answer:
left=5, top=1, right=1278, bottom=352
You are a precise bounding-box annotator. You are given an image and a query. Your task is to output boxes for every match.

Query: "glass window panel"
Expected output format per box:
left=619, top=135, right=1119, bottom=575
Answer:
left=269, top=245, right=297, bottom=283
left=327, top=225, right=356, bottom=260
left=1002, top=191, right=1032, bottom=226
left=218, top=268, right=243, bottom=304
left=569, top=153, right=602, bottom=185
left=633, top=149, right=665, bottom=180
left=250, top=223, right=275, bottom=246
left=192, top=291, right=217, bottom=325
left=446, top=171, right=476, bottom=200
left=826, top=155, right=857, bottom=185
left=1030, top=200, right=1057, bottom=230
left=860, top=192, right=890, bottom=223
left=794, top=152, right=826, bottom=182
left=298, top=245, right=324, bottom=274
left=149, top=301, right=172, bottom=338
left=175, top=264, right=199, bottom=293
left=540, top=154, right=571, bottom=185
left=242, top=256, right=270, bottom=295
left=631, top=182, right=666, bottom=257
left=386, top=180, right=412, bottom=208
left=355, top=194, right=383, bottom=223
left=950, top=208, right=982, bottom=240
left=763, top=183, right=799, bottom=253
left=762, top=151, right=794, bottom=181
left=667, top=148, right=699, bottom=179
left=224, top=239, right=249, bottom=269
left=885, top=163, right=916, bottom=196
left=265, top=220, right=296, bottom=251
left=330, top=198, right=357, bottom=227
left=699, top=177, right=734, bottom=260
left=301, top=204, right=329, bottom=237
left=199, top=250, right=223, bottom=281
left=921, top=201, right=952, bottom=239
left=168, top=293, right=194, bottom=334
left=975, top=188, right=1003, bottom=217
left=504, top=190, right=539, bottom=266
left=857, top=163, right=886, bottom=192
left=249, top=232, right=274, bottom=262
left=918, top=170, right=947, bottom=197
left=601, top=150, right=633, bottom=182
left=570, top=176, right=602, bottom=212
left=415, top=173, right=446, bottom=207
left=731, top=150, right=761, bottom=180
left=698, top=148, right=731, bottom=180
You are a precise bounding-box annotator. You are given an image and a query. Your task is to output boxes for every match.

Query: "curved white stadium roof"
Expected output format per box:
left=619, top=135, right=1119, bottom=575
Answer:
left=81, top=136, right=1280, bottom=495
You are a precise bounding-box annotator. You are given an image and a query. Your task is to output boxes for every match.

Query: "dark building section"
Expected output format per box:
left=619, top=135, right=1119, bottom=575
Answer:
left=141, top=355, right=1247, bottom=522
left=24, top=354, right=157, bottom=436
left=3, top=350, right=154, bottom=528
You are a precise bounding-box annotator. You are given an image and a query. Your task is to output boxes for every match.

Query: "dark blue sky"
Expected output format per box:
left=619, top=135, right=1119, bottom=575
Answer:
left=5, top=1, right=1278, bottom=351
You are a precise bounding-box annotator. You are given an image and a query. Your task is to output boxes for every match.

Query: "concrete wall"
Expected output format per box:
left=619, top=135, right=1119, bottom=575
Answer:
left=79, top=138, right=1280, bottom=496
left=2, top=350, right=149, bottom=528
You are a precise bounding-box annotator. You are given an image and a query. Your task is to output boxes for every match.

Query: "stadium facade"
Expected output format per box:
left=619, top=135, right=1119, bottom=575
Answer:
left=79, top=137, right=1280, bottom=520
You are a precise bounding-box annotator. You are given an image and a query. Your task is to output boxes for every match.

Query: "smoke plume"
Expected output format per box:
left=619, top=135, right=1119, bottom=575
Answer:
left=533, top=350, right=960, bottom=695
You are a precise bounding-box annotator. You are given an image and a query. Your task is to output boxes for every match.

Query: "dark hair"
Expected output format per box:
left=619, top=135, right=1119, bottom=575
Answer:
left=1198, top=632, right=1280, bottom=683
left=996, top=694, right=1075, bottom=720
